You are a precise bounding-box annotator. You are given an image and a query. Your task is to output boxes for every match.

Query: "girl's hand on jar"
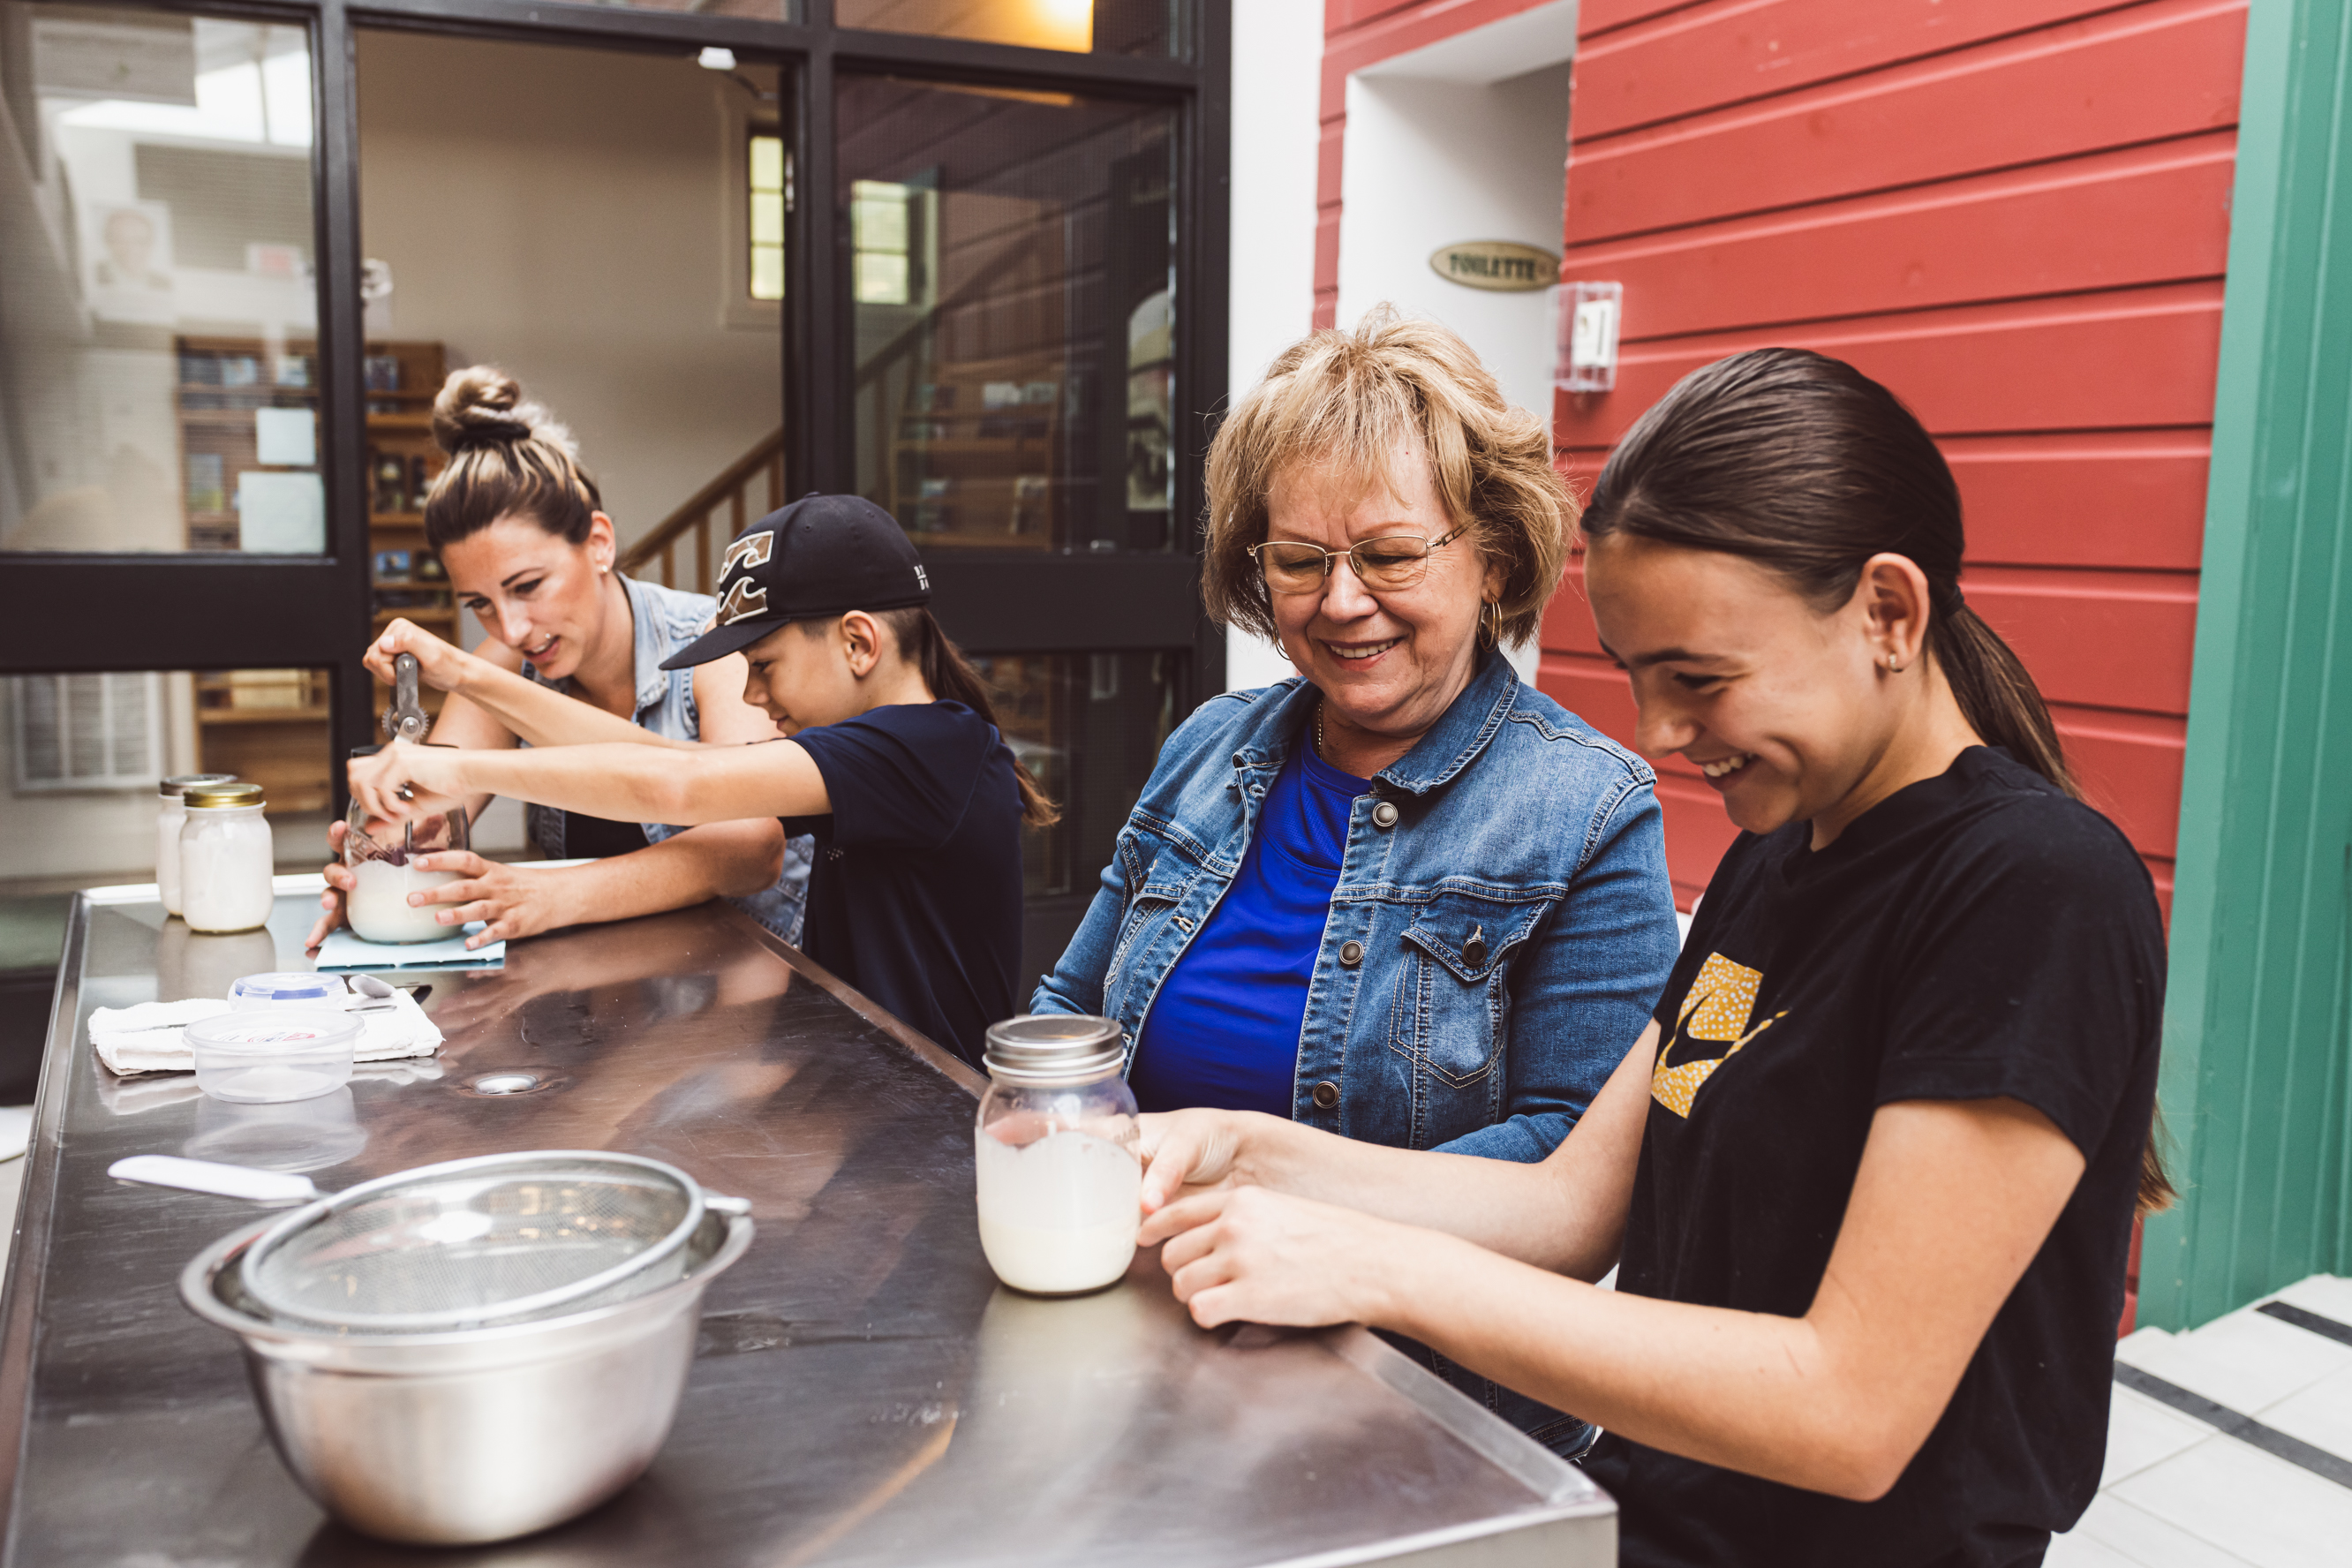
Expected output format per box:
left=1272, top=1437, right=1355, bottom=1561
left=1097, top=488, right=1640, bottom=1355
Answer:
left=366, top=618, right=468, bottom=692
left=1136, top=1109, right=1250, bottom=1217
left=347, top=739, right=463, bottom=827
left=1153, top=1186, right=1407, bottom=1331
left=404, top=852, right=577, bottom=948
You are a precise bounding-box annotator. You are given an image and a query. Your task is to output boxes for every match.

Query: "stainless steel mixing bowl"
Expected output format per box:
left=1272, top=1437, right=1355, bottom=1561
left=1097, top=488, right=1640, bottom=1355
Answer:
left=179, top=1204, right=754, bottom=1545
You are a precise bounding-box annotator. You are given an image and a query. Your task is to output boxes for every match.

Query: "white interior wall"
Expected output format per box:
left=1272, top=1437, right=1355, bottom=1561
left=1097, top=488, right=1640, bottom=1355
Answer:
left=1337, top=3, right=1579, bottom=688
left=356, top=33, right=782, bottom=559
left=1338, top=61, right=1572, bottom=427
left=1223, top=0, right=1324, bottom=695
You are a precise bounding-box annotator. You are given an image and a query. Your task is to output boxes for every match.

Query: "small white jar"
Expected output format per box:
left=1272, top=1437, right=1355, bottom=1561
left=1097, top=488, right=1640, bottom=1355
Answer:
left=156, top=773, right=236, bottom=918
left=180, top=781, right=275, bottom=934
left=974, top=1015, right=1142, bottom=1297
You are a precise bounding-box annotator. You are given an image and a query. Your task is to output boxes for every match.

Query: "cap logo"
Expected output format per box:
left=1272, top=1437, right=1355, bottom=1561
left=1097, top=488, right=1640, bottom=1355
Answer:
left=714, top=577, right=769, bottom=627
left=915, top=564, right=929, bottom=591
left=722, top=531, right=774, bottom=577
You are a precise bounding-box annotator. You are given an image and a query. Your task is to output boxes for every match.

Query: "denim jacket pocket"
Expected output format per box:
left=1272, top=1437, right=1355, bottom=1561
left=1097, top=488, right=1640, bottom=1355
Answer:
left=1103, top=832, right=1203, bottom=1023
left=1390, top=896, right=1543, bottom=1142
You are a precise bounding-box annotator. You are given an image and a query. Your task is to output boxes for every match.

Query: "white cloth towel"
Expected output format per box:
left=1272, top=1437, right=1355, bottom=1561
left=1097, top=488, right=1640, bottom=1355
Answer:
left=89, top=988, right=442, bottom=1077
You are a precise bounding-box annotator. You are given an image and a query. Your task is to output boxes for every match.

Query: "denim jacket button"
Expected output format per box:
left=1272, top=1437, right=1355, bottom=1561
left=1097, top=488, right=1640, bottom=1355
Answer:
left=1370, top=800, right=1399, bottom=829
left=1311, top=1080, right=1340, bottom=1111
left=1338, top=940, right=1364, bottom=968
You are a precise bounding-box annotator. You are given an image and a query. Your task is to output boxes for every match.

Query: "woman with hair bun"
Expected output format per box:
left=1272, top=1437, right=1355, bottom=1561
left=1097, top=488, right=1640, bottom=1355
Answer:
left=1134, top=348, right=2172, bottom=1565
left=348, top=490, right=1056, bottom=1070
left=305, top=366, right=810, bottom=952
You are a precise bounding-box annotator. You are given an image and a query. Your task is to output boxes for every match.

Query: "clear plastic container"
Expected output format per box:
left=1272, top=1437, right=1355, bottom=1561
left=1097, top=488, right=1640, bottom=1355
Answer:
left=186, top=1008, right=360, bottom=1104
left=974, top=1014, right=1142, bottom=1297
left=229, top=972, right=343, bottom=1010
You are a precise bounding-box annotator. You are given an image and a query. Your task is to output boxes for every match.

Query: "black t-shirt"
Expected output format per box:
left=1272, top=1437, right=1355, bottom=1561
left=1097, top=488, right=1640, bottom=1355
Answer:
left=1585, top=747, right=2164, bottom=1568
left=561, top=809, right=648, bottom=860
left=780, top=701, right=1024, bottom=1069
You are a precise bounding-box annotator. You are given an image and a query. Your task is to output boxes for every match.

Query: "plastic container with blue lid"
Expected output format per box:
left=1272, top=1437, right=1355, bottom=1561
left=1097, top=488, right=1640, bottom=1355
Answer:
left=228, top=972, right=343, bottom=1010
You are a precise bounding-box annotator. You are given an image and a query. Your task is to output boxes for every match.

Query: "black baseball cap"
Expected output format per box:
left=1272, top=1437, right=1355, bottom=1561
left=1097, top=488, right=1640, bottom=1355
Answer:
left=659, top=493, right=932, bottom=670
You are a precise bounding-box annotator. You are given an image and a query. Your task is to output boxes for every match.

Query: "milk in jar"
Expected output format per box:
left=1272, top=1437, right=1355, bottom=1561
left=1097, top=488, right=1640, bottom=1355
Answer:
left=179, top=782, right=275, bottom=934
left=973, top=1014, right=1141, bottom=1297
left=346, top=857, right=462, bottom=944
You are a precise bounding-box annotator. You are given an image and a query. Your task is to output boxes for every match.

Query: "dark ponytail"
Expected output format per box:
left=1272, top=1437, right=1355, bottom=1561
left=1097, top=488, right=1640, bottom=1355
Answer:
left=1583, top=347, right=2175, bottom=1214
left=876, top=607, right=1060, bottom=829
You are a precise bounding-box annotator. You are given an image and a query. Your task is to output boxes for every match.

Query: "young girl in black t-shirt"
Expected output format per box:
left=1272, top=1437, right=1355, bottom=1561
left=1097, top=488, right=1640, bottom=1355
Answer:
left=347, top=494, right=1055, bottom=1067
left=1131, top=351, right=2170, bottom=1566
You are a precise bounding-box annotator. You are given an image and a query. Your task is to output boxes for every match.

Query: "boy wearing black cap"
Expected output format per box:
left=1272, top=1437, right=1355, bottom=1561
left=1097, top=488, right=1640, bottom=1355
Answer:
left=349, top=494, right=1056, bottom=1067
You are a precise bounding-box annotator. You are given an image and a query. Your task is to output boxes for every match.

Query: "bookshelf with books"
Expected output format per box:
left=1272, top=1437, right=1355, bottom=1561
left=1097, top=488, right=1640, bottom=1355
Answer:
left=173, top=338, right=453, bottom=806
left=885, top=354, right=1062, bottom=550
left=361, top=342, right=454, bottom=720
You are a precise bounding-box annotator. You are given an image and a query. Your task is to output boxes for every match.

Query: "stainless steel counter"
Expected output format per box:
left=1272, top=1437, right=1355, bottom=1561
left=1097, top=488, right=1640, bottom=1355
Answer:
left=0, top=886, right=1614, bottom=1566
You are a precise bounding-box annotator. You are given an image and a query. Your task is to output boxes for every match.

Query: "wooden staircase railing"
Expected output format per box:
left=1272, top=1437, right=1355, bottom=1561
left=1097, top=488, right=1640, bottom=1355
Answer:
left=617, top=428, right=786, bottom=599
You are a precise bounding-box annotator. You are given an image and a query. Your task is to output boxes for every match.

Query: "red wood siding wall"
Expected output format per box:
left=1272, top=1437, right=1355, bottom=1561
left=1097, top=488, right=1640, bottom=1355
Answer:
left=1542, top=0, right=2245, bottom=911
left=1314, top=0, right=1570, bottom=327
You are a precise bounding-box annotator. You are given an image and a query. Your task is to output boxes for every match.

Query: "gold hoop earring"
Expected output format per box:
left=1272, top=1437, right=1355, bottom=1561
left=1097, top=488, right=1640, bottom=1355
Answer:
left=1480, top=600, right=1501, bottom=647
left=1277, top=637, right=1292, bottom=661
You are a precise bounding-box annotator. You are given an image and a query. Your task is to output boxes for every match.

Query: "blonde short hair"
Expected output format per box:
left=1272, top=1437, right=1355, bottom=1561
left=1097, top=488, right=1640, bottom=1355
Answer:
left=1202, top=309, right=1573, bottom=647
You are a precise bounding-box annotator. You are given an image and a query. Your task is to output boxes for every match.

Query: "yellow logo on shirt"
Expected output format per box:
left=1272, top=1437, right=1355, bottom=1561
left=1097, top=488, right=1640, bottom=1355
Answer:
left=1652, top=951, right=1785, bottom=1118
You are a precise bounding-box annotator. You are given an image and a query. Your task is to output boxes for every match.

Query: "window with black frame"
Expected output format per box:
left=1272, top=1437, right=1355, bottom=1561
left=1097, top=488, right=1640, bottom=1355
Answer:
left=0, top=6, right=323, bottom=556
left=841, top=76, right=1177, bottom=557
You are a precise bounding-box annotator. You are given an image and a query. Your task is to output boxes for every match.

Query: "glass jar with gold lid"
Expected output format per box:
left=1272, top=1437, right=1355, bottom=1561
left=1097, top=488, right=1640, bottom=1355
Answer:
left=180, top=781, right=275, bottom=934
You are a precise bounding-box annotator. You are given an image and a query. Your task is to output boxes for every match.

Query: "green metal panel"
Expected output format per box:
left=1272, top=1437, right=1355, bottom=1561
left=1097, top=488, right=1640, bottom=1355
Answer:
left=2144, top=0, right=2352, bottom=1330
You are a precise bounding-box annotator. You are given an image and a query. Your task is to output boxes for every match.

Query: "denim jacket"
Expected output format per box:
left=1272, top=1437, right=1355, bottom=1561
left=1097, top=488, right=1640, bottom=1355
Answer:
left=520, top=573, right=812, bottom=942
left=1033, top=646, right=1678, bottom=1161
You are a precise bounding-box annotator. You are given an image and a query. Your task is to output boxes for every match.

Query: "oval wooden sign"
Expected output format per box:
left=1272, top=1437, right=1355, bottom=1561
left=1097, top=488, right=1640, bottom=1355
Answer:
left=1429, top=239, right=1558, bottom=293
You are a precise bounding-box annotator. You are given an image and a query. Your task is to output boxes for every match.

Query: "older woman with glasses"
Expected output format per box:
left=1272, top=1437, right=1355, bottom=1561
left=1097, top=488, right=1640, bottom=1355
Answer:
left=1033, top=311, right=1678, bottom=1451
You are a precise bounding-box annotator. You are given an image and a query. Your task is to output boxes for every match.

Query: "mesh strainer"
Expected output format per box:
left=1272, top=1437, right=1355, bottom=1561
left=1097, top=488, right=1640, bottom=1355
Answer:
left=238, top=1150, right=725, bottom=1334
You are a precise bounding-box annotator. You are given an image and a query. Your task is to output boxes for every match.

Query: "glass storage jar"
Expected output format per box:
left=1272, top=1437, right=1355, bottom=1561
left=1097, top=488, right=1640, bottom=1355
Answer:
left=974, top=1014, right=1142, bottom=1296
left=343, top=748, right=470, bottom=944
left=180, top=781, right=275, bottom=934
left=156, top=773, right=236, bottom=918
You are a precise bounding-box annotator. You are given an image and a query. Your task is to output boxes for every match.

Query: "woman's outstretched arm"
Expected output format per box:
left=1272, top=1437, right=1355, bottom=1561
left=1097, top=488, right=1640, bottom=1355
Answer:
left=369, top=618, right=698, bottom=751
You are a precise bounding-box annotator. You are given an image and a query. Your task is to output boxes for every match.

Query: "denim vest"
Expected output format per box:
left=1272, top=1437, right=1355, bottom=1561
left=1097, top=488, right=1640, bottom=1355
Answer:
left=1031, top=648, right=1678, bottom=1451
left=520, top=573, right=812, bottom=942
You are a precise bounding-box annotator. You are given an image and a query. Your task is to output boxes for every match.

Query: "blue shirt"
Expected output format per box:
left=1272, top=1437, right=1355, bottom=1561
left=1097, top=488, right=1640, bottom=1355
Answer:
left=1130, top=743, right=1368, bottom=1114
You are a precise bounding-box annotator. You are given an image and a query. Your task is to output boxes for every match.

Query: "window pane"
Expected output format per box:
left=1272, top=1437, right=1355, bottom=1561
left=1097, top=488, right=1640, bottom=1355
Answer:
left=750, top=245, right=786, bottom=302
left=838, top=0, right=1184, bottom=58
left=842, top=77, right=1177, bottom=553
left=1, top=9, right=328, bottom=554
left=750, top=189, right=786, bottom=246
left=0, top=667, right=338, bottom=884
left=749, top=132, right=785, bottom=192
left=969, top=650, right=1184, bottom=989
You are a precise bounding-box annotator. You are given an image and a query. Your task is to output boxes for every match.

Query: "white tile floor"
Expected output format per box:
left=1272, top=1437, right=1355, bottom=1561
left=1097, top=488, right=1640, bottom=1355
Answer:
left=2050, top=1277, right=2352, bottom=1567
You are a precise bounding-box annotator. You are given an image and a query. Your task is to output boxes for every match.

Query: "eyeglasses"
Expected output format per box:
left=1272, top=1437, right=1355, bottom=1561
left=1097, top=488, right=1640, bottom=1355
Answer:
left=1248, top=526, right=1468, bottom=595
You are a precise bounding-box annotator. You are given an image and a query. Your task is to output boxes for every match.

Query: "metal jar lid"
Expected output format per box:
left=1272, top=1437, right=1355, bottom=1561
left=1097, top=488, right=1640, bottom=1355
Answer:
left=160, top=773, right=237, bottom=798
left=185, top=781, right=266, bottom=810
left=982, top=1014, right=1123, bottom=1086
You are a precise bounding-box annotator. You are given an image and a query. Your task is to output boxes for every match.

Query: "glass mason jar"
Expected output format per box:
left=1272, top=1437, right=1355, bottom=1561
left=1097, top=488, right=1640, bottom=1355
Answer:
left=343, top=745, right=471, bottom=944
left=156, top=773, right=236, bottom=918
left=179, top=781, right=275, bottom=934
left=974, top=1014, right=1142, bottom=1297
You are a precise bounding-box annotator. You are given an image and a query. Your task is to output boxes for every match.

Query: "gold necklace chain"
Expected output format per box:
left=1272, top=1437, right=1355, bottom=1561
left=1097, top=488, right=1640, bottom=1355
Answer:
left=1315, top=700, right=1325, bottom=760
